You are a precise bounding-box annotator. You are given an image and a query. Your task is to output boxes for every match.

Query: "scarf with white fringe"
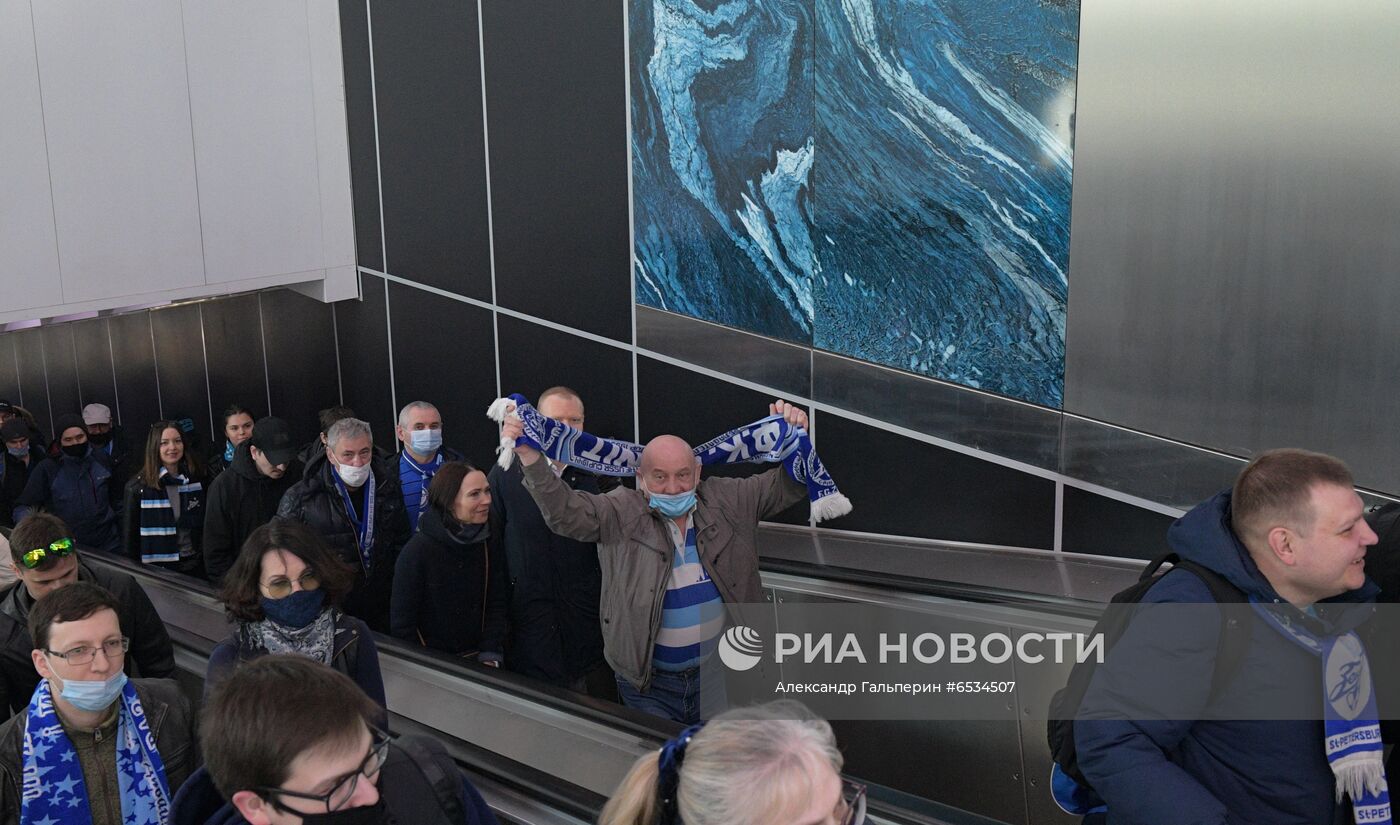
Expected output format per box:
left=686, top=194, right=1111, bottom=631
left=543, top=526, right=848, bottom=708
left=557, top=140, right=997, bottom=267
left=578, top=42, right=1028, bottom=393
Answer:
left=487, top=394, right=851, bottom=522
left=1251, top=599, right=1391, bottom=824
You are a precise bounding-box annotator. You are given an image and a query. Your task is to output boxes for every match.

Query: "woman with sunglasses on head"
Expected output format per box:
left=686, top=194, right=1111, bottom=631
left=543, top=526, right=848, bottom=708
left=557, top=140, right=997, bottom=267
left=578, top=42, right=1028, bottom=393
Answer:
left=206, top=519, right=387, bottom=726
left=599, top=700, right=865, bottom=825
left=121, top=420, right=208, bottom=579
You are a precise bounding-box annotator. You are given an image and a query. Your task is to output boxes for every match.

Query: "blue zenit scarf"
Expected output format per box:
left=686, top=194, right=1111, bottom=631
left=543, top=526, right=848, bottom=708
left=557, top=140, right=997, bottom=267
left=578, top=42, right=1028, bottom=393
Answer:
left=21, top=678, right=172, bottom=825
left=487, top=394, right=852, bottom=521
left=1252, top=599, right=1391, bottom=824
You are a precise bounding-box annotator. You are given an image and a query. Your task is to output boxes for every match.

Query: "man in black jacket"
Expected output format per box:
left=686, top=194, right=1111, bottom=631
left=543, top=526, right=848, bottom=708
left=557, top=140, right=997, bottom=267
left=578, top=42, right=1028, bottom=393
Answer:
left=488, top=387, right=611, bottom=695
left=278, top=418, right=408, bottom=633
left=0, top=419, right=45, bottom=530
left=0, top=513, right=175, bottom=716
left=202, top=417, right=300, bottom=585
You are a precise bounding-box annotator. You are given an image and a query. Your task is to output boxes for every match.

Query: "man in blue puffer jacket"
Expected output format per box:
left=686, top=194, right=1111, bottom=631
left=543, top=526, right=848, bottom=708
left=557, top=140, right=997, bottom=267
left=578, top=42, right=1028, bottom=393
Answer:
left=1076, top=448, right=1383, bottom=825
left=12, top=413, right=122, bottom=553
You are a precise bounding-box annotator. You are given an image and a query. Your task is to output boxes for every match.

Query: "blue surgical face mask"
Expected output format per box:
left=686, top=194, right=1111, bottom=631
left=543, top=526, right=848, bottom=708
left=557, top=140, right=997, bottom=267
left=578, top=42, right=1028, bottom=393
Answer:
left=55, top=669, right=128, bottom=712
left=647, top=489, right=697, bottom=519
left=260, top=588, right=326, bottom=629
left=409, top=428, right=443, bottom=455
left=6, top=444, right=27, bottom=458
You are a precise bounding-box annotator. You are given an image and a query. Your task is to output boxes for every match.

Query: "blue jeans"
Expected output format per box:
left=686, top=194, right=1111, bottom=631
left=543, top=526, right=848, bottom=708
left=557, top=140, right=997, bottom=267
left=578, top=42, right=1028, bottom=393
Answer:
left=616, top=662, right=728, bottom=725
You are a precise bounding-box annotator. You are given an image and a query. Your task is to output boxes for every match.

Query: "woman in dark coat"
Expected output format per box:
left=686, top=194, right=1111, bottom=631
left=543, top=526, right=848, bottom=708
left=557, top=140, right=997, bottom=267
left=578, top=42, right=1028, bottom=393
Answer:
left=122, top=421, right=208, bottom=578
left=206, top=519, right=387, bottom=723
left=391, top=461, right=508, bottom=665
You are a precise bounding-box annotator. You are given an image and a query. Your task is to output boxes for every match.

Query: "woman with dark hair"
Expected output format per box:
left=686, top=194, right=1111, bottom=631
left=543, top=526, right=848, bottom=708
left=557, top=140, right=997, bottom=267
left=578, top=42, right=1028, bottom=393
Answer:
left=391, top=461, right=507, bottom=664
left=206, top=519, right=386, bottom=718
left=122, top=420, right=208, bottom=577
left=205, top=403, right=256, bottom=480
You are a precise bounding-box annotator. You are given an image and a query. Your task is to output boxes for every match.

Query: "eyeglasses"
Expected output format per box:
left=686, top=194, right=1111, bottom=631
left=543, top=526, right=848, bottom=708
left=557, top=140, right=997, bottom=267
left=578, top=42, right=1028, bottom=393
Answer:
left=261, top=571, right=320, bottom=599
left=257, top=728, right=391, bottom=814
left=21, top=537, right=75, bottom=569
left=46, top=637, right=129, bottom=666
left=836, top=779, right=867, bottom=825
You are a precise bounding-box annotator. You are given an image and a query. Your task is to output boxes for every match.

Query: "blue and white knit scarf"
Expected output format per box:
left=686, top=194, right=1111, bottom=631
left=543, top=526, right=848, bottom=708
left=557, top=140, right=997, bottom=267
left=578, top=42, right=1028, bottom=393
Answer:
left=137, top=468, right=202, bottom=564
left=487, top=394, right=852, bottom=522
left=21, top=678, right=172, bottom=825
left=1252, top=599, right=1391, bottom=824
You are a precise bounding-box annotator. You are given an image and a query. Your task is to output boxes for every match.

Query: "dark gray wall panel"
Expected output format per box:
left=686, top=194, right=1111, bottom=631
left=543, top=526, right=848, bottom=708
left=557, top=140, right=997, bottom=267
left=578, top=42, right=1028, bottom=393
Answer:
left=387, top=283, right=497, bottom=464
left=637, top=356, right=805, bottom=525
left=370, top=0, right=491, bottom=299
left=108, top=313, right=161, bottom=434
left=816, top=412, right=1056, bottom=548
left=482, top=3, right=631, bottom=342
left=1064, top=0, right=1400, bottom=494
left=201, top=295, right=269, bottom=423
left=333, top=276, right=395, bottom=441
left=13, top=330, right=51, bottom=436
left=41, top=326, right=80, bottom=422
left=497, top=316, right=633, bottom=444
left=150, top=305, right=211, bottom=444
left=1061, top=486, right=1174, bottom=561
left=338, top=0, right=383, bottom=272
left=71, top=319, right=116, bottom=414
left=261, top=290, right=341, bottom=446
left=0, top=336, right=19, bottom=407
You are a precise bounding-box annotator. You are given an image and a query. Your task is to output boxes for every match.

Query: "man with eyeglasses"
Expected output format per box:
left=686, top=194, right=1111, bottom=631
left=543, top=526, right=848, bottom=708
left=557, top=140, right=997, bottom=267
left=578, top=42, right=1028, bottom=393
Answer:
left=0, top=513, right=175, bottom=715
left=0, top=580, right=198, bottom=823
left=174, top=655, right=497, bottom=825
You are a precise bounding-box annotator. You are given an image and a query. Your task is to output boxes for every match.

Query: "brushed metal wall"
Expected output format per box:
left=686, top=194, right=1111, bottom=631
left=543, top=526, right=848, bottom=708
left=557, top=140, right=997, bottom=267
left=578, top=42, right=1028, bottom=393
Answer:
left=1063, top=0, right=1400, bottom=494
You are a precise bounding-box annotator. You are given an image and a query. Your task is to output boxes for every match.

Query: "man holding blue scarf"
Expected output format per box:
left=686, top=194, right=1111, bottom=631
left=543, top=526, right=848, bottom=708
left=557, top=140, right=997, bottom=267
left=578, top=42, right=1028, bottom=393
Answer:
left=1075, top=449, right=1390, bottom=825
left=501, top=399, right=817, bottom=724
left=0, top=581, right=197, bottom=824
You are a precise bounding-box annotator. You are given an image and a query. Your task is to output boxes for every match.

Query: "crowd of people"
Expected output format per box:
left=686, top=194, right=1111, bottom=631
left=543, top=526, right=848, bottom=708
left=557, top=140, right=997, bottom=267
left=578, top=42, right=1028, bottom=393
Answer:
left=3, top=391, right=1400, bottom=824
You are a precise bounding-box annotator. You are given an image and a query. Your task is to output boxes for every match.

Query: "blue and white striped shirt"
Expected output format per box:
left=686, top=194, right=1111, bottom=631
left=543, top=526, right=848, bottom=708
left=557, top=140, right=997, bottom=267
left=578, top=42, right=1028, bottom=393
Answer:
left=652, top=518, right=725, bottom=671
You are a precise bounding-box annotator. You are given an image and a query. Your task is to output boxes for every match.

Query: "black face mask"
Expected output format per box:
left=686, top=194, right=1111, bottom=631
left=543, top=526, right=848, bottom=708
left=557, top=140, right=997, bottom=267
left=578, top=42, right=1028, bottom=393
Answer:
left=61, top=443, right=88, bottom=459
left=86, top=431, right=112, bottom=446
left=295, top=797, right=391, bottom=825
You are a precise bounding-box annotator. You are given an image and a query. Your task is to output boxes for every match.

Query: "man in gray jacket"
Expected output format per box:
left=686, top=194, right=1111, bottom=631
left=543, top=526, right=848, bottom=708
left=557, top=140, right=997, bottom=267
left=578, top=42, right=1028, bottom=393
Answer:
left=502, top=400, right=809, bottom=723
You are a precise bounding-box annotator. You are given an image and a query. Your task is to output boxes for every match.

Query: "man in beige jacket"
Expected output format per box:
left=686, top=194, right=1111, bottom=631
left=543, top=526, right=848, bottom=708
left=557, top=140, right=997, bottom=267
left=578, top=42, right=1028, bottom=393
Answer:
left=501, top=400, right=809, bottom=723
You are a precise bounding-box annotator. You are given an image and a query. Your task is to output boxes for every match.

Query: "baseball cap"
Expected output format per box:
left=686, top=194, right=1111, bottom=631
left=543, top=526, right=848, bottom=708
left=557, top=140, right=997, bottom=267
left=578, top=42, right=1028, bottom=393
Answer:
left=251, top=417, right=296, bottom=466
left=0, top=419, right=27, bottom=442
left=0, top=400, right=13, bottom=415
left=81, top=403, right=112, bottom=426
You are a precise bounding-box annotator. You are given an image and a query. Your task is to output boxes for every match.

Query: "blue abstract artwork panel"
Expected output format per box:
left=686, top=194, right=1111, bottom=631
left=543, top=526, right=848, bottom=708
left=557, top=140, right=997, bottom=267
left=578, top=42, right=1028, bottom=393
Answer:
left=814, top=0, right=1077, bottom=407
left=630, top=0, right=815, bottom=344
left=630, top=0, right=1078, bottom=407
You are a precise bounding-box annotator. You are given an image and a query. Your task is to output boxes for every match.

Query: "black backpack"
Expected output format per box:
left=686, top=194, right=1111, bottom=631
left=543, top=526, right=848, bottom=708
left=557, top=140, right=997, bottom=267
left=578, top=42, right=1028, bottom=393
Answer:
left=1046, top=553, right=1250, bottom=811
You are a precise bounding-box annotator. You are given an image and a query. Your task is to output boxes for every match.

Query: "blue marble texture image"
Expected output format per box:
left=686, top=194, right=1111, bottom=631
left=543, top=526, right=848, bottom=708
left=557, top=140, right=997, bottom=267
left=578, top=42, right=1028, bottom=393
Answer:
left=630, top=0, right=1078, bottom=407
left=814, top=0, right=1077, bottom=406
left=631, top=0, right=816, bottom=344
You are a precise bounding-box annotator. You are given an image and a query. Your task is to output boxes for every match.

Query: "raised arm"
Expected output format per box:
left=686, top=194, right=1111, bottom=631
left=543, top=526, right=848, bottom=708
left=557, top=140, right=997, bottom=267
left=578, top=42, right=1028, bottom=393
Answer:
left=502, top=408, right=620, bottom=543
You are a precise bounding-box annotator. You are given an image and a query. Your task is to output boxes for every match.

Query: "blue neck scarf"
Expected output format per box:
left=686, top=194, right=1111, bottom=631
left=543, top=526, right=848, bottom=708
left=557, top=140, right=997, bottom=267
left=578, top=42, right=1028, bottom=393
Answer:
left=22, top=678, right=172, bottom=825
left=488, top=394, right=852, bottom=522
left=222, top=440, right=235, bottom=463
left=333, top=470, right=376, bottom=572
left=1251, top=599, right=1391, bottom=824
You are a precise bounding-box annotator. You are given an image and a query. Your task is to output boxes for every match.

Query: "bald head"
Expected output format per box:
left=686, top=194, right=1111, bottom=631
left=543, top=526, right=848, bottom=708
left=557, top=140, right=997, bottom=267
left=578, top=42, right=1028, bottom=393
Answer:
left=640, top=435, right=699, bottom=495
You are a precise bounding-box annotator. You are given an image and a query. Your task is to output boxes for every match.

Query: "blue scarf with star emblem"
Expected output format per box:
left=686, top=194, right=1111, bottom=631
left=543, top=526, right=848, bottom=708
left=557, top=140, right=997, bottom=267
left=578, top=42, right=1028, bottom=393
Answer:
left=21, top=678, right=172, bottom=825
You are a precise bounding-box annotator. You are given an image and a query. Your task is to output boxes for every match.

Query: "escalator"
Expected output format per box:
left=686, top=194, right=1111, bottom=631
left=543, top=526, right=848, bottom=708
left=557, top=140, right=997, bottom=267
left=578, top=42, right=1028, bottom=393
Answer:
left=86, top=525, right=1141, bottom=825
